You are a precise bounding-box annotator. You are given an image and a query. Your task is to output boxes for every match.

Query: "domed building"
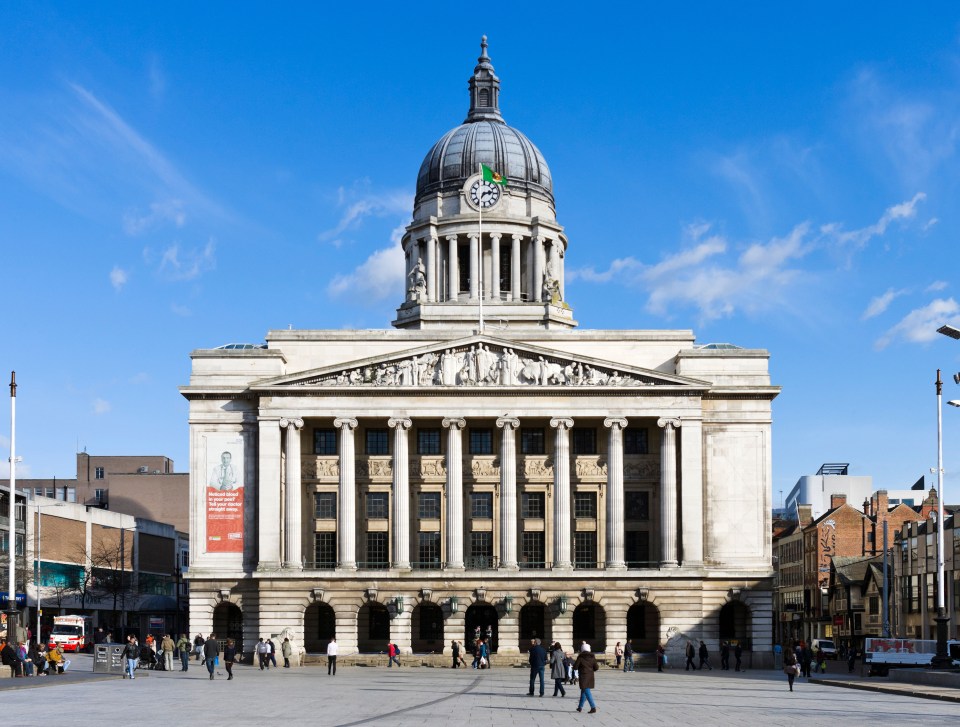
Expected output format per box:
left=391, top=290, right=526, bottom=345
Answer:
left=182, top=39, right=778, bottom=667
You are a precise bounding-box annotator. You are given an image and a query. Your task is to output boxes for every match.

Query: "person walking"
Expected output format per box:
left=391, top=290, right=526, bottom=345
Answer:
left=327, top=637, right=338, bottom=675
left=176, top=634, right=191, bottom=672
left=203, top=633, right=219, bottom=680
left=193, top=633, right=204, bottom=661
left=573, top=643, right=599, bottom=714
left=267, top=638, right=278, bottom=668
left=720, top=641, right=730, bottom=670
left=783, top=646, right=799, bottom=692
left=614, top=642, right=623, bottom=670
left=161, top=634, right=175, bottom=672
left=800, top=641, right=812, bottom=678
left=656, top=643, right=666, bottom=672
left=623, top=640, right=634, bottom=672
left=813, top=646, right=825, bottom=674
left=121, top=636, right=139, bottom=680
left=223, top=638, right=236, bottom=680
left=734, top=642, right=743, bottom=672
left=550, top=642, right=567, bottom=697
left=387, top=642, right=401, bottom=667
left=282, top=637, right=293, bottom=668
left=698, top=640, right=713, bottom=670
left=451, top=640, right=460, bottom=668
left=685, top=641, right=696, bottom=671
left=256, top=638, right=268, bottom=669
left=846, top=644, right=858, bottom=674
left=527, top=638, right=547, bottom=697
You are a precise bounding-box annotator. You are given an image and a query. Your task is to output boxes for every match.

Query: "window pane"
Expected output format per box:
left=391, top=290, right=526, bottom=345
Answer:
left=521, top=493, right=545, bottom=519
left=314, top=429, right=337, bottom=455
left=469, top=429, right=493, bottom=455
left=624, top=428, right=648, bottom=455
left=574, top=531, right=596, bottom=568
left=574, top=492, right=596, bottom=519
left=366, top=429, right=389, bottom=455
left=314, top=532, right=336, bottom=567
left=625, top=531, right=650, bottom=566
left=365, top=532, right=388, bottom=567
left=417, top=429, right=441, bottom=455
left=315, top=492, right=337, bottom=519
left=367, top=492, right=388, bottom=519
left=520, top=428, right=545, bottom=455
left=418, top=492, right=441, bottom=519
left=468, top=532, right=493, bottom=568
left=625, top=491, right=649, bottom=520
left=471, top=492, right=493, bottom=518
left=417, top=532, right=442, bottom=568
left=520, top=531, right=545, bottom=568
left=572, top=428, right=596, bottom=455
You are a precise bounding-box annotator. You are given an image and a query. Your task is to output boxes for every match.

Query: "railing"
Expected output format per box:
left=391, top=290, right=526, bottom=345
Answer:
left=303, top=560, right=337, bottom=570
left=464, top=556, right=498, bottom=570
left=519, top=561, right=551, bottom=570
left=625, top=561, right=660, bottom=569
left=355, top=561, right=391, bottom=570
left=574, top=560, right=603, bottom=570
left=411, top=561, right=445, bottom=570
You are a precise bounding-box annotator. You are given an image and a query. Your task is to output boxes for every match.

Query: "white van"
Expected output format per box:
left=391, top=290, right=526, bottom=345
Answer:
left=811, top=638, right=837, bottom=659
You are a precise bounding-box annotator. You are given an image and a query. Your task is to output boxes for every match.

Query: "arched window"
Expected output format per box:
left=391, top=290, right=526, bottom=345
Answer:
left=719, top=601, right=751, bottom=649
left=412, top=602, right=444, bottom=652
left=626, top=602, right=660, bottom=652
left=304, top=602, right=336, bottom=652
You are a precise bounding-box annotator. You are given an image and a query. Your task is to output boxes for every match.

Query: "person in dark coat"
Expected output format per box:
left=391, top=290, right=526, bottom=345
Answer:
left=846, top=644, right=857, bottom=674
left=527, top=639, right=547, bottom=697
left=1, top=640, right=22, bottom=677
left=783, top=647, right=798, bottom=692
left=203, top=633, right=219, bottom=680
left=720, top=641, right=730, bottom=670
left=698, top=640, right=712, bottom=670
left=623, top=640, right=634, bottom=672
left=734, top=642, right=743, bottom=672
left=573, top=644, right=599, bottom=713
left=656, top=643, right=666, bottom=672
left=451, top=640, right=460, bottom=668
left=685, top=641, right=696, bottom=671
left=223, top=638, right=237, bottom=680
left=549, top=642, right=567, bottom=697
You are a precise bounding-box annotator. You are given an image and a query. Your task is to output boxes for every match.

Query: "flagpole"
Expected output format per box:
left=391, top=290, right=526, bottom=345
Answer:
left=478, top=163, right=484, bottom=334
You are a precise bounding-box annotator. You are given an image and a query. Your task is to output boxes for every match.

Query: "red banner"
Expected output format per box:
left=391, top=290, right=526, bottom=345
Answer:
left=206, top=487, right=244, bottom=553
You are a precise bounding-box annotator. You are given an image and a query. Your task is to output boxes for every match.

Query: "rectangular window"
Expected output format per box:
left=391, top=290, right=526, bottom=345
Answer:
left=468, top=532, right=493, bottom=568
left=314, top=532, right=337, bottom=568
left=315, top=492, right=337, bottom=519
left=417, top=429, right=441, bottom=455
left=520, top=428, right=545, bottom=455
left=926, top=573, right=938, bottom=612
left=520, top=531, right=545, bottom=569
left=521, top=492, right=545, bottom=519
left=471, top=492, right=493, bottom=519
left=574, top=492, right=597, bottom=519
left=365, top=532, right=388, bottom=568
left=625, top=531, right=651, bottom=567
left=625, top=491, right=650, bottom=521
left=418, top=492, right=441, bottom=519
left=367, top=492, right=388, bottom=519
left=34, top=487, right=42, bottom=497
left=365, top=429, right=389, bottom=455
left=95, top=467, right=105, bottom=480
left=869, top=596, right=879, bottom=615
left=571, top=428, right=596, bottom=455
left=574, top=531, right=597, bottom=568
left=94, top=488, right=106, bottom=503
left=65, top=487, right=76, bottom=504
left=313, top=428, right=337, bottom=455
left=624, top=428, right=649, bottom=455
left=469, top=428, right=493, bottom=455
left=417, top=532, right=441, bottom=568
left=0, top=532, right=6, bottom=553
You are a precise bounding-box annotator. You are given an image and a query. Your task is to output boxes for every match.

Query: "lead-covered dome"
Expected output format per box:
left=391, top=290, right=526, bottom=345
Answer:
left=415, top=37, right=554, bottom=207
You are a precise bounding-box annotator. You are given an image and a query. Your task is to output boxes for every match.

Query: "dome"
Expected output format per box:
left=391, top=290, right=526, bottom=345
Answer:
left=414, top=37, right=554, bottom=207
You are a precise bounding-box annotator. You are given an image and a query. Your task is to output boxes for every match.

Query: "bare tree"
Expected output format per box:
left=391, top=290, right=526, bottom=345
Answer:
left=89, top=534, right=135, bottom=627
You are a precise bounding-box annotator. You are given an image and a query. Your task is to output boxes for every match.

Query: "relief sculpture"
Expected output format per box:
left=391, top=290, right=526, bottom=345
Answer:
left=470, top=458, right=499, bottom=478
left=521, top=457, right=554, bottom=479
left=419, top=457, right=447, bottom=478
left=575, top=457, right=607, bottom=478
left=623, top=457, right=659, bottom=480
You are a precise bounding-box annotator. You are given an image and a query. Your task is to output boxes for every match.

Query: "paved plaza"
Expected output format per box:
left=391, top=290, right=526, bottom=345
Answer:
left=1, top=657, right=957, bottom=725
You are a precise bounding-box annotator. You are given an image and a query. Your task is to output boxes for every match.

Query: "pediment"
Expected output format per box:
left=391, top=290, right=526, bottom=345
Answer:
left=252, top=334, right=710, bottom=391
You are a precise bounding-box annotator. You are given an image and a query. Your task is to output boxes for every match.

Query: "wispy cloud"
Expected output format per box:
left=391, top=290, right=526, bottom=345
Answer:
left=875, top=298, right=960, bottom=349
left=862, top=288, right=907, bottom=320
left=319, top=182, right=412, bottom=245
left=170, top=303, right=192, bottom=316
left=823, top=193, right=925, bottom=249
left=159, top=238, right=216, bottom=281
left=123, top=199, right=186, bottom=235
left=92, top=398, right=111, bottom=415
left=927, top=280, right=948, bottom=292
left=147, top=54, right=166, bottom=100
left=328, top=224, right=406, bottom=303
left=110, top=266, right=128, bottom=291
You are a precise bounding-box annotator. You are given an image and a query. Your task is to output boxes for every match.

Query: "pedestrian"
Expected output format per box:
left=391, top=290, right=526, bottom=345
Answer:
left=734, top=642, right=743, bottom=672
left=388, top=641, right=401, bottom=667
left=161, top=633, right=175, bottom=672
left=800, top=641, right=812, bottom=678
left=813, top=646, right=825, bottom=674
left=471, top=639, right=481, bottom=669
left=121, top=636, right=139, bottom=680
left=698, top=640, right=712, bottom=670
left=685, top=641, right=696, bottom=671
left=478, top=638, right=489, bottom=669
left=451, top=640, right=460, bottom=668
left=193, top=633, right=204, bottom=661
left=550, top=642, right=567, bottom=697
left=614, top=641, right=623, bottom=669
left=256, top=638, right=267, bottom=669
left=720, top=641, right=730, bottom=670
left=176, top=633, right=191, bottom=672
left=1, top=639, right=22, bottom=677
left=203, top=633, right=219, bottom=680
left=573, top=643, right=599, bottom=714
left=847, top=644, right=857, bottom=674
left=656, top=642, right=666, bottom=672
left=267, top=638, right=278, bottom=668
left=527, top=638, right=547, bottom=697
left=623, top=640, right=634, bottom=672
left=282, top=637, right=293, bottom=668
left=457, top=641, right=467, bottom=668
left=223, top=638, right=236, bottom=680
left=327, top=637, right=338, bottom=675
left=783, top=646, right=799, bottom=692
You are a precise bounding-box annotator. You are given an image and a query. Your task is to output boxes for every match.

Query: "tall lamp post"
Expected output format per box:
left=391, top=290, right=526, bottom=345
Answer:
left=6, top=372, right=20, bottom=643
left=34, top=501, right=64, bottom=646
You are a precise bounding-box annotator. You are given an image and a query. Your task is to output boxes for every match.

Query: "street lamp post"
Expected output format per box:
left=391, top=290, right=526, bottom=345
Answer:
left=931, top=367, right=952, bottom=669
left=35, top=501, right=64, bottom=646
left=6, top=372, right=20, bottom=643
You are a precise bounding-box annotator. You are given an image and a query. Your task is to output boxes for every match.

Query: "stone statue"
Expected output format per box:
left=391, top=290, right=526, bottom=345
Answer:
left=542, top=261, right=562, bottom=304
left=408, top=259, right=427, bottom=302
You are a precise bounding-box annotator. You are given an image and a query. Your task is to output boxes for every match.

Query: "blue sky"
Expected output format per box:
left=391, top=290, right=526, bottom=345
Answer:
left=2, top=2, right=960, bottom=505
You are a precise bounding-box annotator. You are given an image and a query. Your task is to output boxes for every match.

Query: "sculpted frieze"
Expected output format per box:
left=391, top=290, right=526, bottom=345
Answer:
left=417, top=457, right=447, bottom=479
left=574, top=457, right=607, bottom=479
left=357, top=457, right=392, bottom=479
left=520, top=457, right=554, bottom=479
left=469, top=457, right=500, bottom=479
left=623, top=456, right=659, bottom=480
left=303, top=457, right=340, bottom=480
left=297, top=342, right=657, bottom=388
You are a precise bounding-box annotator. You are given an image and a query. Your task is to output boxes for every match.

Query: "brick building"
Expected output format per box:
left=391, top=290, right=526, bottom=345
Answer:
left=897, top=513, right=959, bottom=640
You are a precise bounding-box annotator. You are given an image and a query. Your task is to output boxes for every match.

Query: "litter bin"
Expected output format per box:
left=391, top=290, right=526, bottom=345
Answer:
left=93, top=643, right=126, bottom=674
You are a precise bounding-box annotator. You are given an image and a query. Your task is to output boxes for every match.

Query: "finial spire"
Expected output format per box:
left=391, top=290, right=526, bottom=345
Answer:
left=466, top=36, right=503, bottom=123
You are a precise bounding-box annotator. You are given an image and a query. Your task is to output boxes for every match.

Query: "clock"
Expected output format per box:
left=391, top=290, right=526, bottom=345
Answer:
left=468, top=178, right=502, bottom=210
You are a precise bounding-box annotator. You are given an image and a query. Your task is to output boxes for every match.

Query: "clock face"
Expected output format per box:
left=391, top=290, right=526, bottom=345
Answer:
left=469, top=179, right=502, bottom=210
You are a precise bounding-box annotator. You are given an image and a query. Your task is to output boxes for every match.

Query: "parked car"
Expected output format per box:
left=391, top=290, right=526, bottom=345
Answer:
left=811, top=638, right=837, bottom=660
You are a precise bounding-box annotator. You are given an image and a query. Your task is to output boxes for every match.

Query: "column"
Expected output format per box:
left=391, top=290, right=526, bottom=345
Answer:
left=490, top=233, right=502, bottom=301
left=257, top=417, right=282, bottom=569
left=447, top=234, right=459, bottom=301
left=658, top=417, right=680, bottom=567
left=511, top=234, right=522, bottom=302
left=558, top=248, right=565, bottom=300
left=497, top=416, right=520, bottom=569
left=443, top=418, right=466, bottom=569
left=389, top=418, right=412, bottom=570
left=533, top=236, right=545, bottom=302
left=425, top=237, right=437, bottom=302
left=680, top=419, right=704, bottom=566
left=551, top=417, right=574, bottom=569
left=468, top=234, right=479, bottom=301
left=526, top=238, right=535, bottom=301
left=334, top=417, right=358, bottom=570
left=604, top=417, right=627, bottom=569
left=281, top=417, right=304, bottom=569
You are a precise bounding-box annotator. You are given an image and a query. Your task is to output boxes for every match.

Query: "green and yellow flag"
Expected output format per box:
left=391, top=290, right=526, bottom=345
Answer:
left=481, top=164, right=508, bottom=186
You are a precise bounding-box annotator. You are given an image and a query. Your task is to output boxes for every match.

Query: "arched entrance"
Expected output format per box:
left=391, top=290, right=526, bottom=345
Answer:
left=304, top=602, right=336, bottom=653
left=719, top=601, right=751, bottom=649
left=412, top=602, right=444, bottom=653
left=572, top=602, right=606, bottom=653
left=519, top=602, right=551, bottom=652
left=212, top=602, right=243, bottom=654
left=464, top=602, right=498, bottom=653
left=626, top=602, right=659, bottom=652
left=358, top=602, right=390, bottom=653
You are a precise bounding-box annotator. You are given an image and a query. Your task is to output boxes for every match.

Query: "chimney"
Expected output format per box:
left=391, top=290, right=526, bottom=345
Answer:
left=863, top=497, right=872, bottom=517
left=876, top=490, right=889, bottom=515
left=830, top=493, right=847, bottom=509
left=798, top=504, right=813, bottom=526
